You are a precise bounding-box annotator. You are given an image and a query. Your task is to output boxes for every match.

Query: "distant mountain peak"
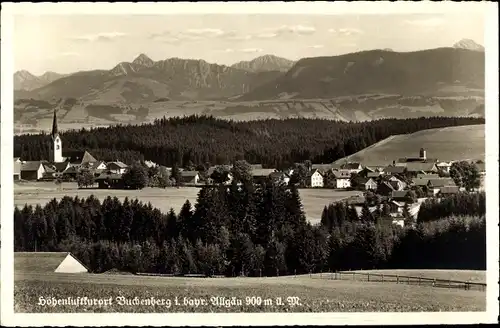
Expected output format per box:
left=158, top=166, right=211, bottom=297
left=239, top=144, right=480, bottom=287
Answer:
left=132, top=53, right=155, bottom=67
left=231, top=54, right=295, bottom=72
left=453, top=39, right=484, bottom=52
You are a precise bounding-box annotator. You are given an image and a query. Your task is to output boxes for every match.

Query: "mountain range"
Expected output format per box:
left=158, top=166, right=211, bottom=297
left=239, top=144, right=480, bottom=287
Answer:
left=13, top=39, right=485, bottom=132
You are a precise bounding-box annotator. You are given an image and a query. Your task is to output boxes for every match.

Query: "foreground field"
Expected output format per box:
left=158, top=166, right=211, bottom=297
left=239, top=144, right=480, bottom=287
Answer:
left=351, top=269, right=486, bottom=284
left=14, top=182, right=361, bottom=223
left=14, top=272, right=485, bottom=313
left=335, top=124, right=485, bottom=166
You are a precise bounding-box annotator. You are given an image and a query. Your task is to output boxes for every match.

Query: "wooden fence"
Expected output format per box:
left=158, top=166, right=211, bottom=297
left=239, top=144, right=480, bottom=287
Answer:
left=311, top=271, right=486, bottom=292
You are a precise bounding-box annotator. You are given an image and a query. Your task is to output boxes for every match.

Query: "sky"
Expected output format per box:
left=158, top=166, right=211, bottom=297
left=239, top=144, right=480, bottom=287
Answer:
left=13, top=13, right=485, bottom=76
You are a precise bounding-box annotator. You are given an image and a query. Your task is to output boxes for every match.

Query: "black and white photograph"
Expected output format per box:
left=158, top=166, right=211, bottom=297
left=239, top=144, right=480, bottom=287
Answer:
left=1, top=2, right=498, bottom=326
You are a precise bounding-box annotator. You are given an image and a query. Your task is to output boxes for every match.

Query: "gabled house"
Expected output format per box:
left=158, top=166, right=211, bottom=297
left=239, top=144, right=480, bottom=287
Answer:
left=306, top=169, right=324, bottom=188
left=62, top=165, right=81, bottom=180
left=388, top=176, right=407, bottom=191
left=404, top=162, right=438, bottom=175
left=63, top=151, right=97, bottom=165
left=269, top=171, right=290, bottom=185
left=252, top=169, right=277, bottom=184
left=106, top=161, right=128, bottom=175
left=364, top=178, right=378, bottom=191
left=427, top=178, right=457, bottom=196
left=180, top=171, right=200, bottom=185
left=20, top=161, right=46, bottom=180
left=206, top=165, right=233, bottom=185
left=331, top=170, right=351, bottom=189
left=341, top=162, right=363, bottom=174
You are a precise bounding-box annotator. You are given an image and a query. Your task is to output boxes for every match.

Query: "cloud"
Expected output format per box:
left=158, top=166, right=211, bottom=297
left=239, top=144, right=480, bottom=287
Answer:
left=184, top=28, right=226, bottom=37
left=328, top=28, right=364, bottom=36
left=273, top=24, right=316, bottom=35
left=240, top=48, right=263, bottom=53
left=404, top=17, right=444, bottom=27
left=308, top=45, right=324, bottom=49
left=71, top=32, right=127, bottom=42
left=256, top=32, right=278, bottom=39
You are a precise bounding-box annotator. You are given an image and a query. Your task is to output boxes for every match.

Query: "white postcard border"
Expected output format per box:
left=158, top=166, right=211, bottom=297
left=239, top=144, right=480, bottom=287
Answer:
left=1, top=2, right=498, bottom=326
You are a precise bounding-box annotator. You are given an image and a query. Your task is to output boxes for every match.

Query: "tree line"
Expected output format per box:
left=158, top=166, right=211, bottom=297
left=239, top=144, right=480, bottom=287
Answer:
left=14, top=115, right=484, bottom=168
left=14, top=176, right=486, bottom=275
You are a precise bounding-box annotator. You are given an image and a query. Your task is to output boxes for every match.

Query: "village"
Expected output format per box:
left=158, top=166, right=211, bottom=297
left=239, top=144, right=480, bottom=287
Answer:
left=13, top=110, right=486, bottom=229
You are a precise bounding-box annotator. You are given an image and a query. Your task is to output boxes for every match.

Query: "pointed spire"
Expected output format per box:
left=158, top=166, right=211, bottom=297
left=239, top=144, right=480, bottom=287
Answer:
left=51, top=109, right=59, bottom=138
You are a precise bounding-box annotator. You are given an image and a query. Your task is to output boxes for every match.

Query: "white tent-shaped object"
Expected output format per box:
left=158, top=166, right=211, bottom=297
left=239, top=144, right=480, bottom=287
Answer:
left=15, top=252, right=89, bottom=274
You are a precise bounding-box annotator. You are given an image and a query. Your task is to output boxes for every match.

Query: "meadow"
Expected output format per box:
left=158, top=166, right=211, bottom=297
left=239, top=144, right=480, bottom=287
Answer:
left=14, top=182, right=362, bottom=224
left=335, top=124, right=485, bottom=166
left=14, top=271, right=486, bottom=313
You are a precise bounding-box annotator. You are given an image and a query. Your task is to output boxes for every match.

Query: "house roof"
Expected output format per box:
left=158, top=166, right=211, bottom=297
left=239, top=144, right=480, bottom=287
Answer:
left=380, top=181, right=396, bottom=191
left=20, top=161, right=44, bottom=171
left=439, top=186, right=460, bottom=194
left=42, top=164, right=57, bottom=174
left=63, top=151, right=97, bottom=165
left=53, top=162, right=70, bottom=172
left=413, top=178, right=430, bottom=186
left=252, top=169, right=276, bottom=177
left=427, top=178, right=456, bottom=188
left=249, top=164, right=263, bottom=169
left=390, top=200, right=405, bottom=207
left=391, top=190, right=410, bottom=199
left=107, top=161, right=128, bottom=168
left=367, top=172, right=382, bottom=178
left=14, top=252, right=89, bottom=273
left=269, top=172, right=287, bottom=180
left=383, top=166, right=406, bottom=174
left=365, top=178, right=378, bottom=185
left=332, top=169, right=351, bottom=179
left=306, top=169, right=323, bottom=179
left=96, top=173, right=123, bottom=180
left=312, top=164, right=341, bottom=171
left=416, top=173, right=439, bottom=179
left=63, top=166, right=80, bottom=174
left=405, top=162, right=437, bottom=172
left=181, top=170, right=199, bottom=177
left=341, top=162, right=362, bottom=170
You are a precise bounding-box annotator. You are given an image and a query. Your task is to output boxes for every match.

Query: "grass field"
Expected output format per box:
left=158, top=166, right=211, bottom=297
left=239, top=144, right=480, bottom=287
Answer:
left=14, top=271, right=486, bottom=313
left=14, top=182, right=361, bottom=224
left=335, top=124, right=485, bottom=166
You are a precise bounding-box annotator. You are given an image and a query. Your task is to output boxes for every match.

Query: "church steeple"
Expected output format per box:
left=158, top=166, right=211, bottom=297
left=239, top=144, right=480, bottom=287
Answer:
left=51, top=109, right=59, bottom=139
left=50, top=109, right=63, bottom=163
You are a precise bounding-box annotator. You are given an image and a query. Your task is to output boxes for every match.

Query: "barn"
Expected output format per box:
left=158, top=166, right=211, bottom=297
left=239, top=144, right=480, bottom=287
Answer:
left=14, top=252, right=89, bottom=274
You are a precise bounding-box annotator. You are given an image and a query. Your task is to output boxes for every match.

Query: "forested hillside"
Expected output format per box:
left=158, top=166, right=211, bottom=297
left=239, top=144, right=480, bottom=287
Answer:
left=14, top=116, right=484, bottom=168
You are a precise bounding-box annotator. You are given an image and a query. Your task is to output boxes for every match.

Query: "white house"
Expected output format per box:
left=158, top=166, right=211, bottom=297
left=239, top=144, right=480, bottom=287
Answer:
left=106, top=161, right=128, bottom=175
left=364, top=178, right=378, bottom=191
left=332, top=170, right=351, bottom=189
left=436, top=161, right=453, bottom=174
left=307, top=169, right=324, bottom=187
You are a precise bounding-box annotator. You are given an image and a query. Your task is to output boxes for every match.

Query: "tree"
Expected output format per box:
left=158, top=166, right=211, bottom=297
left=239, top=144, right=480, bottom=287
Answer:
left=450, top=161, right=481, bottom=191
left=77, top=170, right=95, bottom=189
left=231, top=160, right=252, bottom=185
left=170, top=164, right=181, bottom=186
left=210, top=165, right=231, bottom=185
left=360, top=202, right=374, bottom=224
left=122, top=165, right=149, bottom=190
left=290, top=163, right=308, bottom=187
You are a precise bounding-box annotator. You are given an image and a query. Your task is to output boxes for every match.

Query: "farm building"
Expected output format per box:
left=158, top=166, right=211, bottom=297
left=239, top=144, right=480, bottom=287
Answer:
left=14, top=252, right=89, bottom=274
left=14, top=158, right=21, bottom=180
left=96, top=173, right=125, bottom=189
left=63, top=150, right=98, bottom=166
left=20, top=161, right=46, bottom=180
left=269, top=171, right=290, bottom=185
left=180, top=171, right=201, bottom=185
left=340, top=162, right=363, bottom=174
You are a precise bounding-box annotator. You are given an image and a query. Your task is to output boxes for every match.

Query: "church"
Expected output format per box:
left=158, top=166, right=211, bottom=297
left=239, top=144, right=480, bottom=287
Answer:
left=15, top=110, right=105, bottom=181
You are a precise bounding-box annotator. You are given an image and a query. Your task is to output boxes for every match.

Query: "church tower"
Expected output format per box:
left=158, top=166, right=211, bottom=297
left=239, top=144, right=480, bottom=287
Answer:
left=51, top=109, right=64, bottom=163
